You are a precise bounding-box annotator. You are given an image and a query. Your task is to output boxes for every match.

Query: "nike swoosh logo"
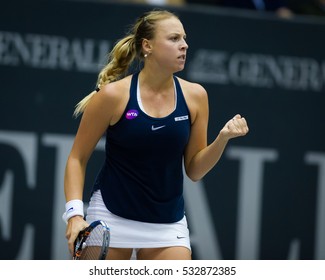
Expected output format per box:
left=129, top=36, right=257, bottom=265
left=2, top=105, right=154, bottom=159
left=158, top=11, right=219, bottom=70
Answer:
left=177, top=236, right=186, bottom=239
left=151, top=125, right=166, bottom=131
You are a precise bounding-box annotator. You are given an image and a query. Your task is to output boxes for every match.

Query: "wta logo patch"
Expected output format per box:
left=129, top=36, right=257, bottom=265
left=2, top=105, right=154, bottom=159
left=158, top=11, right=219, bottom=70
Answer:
left=126, top=109, right=139, bottom=120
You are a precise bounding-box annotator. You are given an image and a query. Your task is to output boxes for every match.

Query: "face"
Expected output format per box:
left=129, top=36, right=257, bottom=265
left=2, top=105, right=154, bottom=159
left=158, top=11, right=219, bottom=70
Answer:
left=146, top=17, right=188, bottom=73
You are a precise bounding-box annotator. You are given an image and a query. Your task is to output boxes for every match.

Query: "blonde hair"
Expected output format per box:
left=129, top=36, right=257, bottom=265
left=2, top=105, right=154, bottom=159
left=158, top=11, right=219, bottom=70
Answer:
left=73, top=9, right=178, bottom=117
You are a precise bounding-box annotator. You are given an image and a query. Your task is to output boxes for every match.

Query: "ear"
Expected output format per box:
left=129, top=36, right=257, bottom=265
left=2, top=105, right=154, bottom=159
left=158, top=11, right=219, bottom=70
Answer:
left=142, top=38, right=153, bottom=54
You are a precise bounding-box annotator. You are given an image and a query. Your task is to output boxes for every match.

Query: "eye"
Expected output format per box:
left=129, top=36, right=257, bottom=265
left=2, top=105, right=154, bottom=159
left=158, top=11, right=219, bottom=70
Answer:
left=169, top=34, right=187, bottom=42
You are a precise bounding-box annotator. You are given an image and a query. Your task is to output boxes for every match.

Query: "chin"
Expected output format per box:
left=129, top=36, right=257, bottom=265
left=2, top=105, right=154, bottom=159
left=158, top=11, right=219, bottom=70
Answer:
left=177, top=64, right=186, bottom=71
left=173, top=68, right=183, bottom=74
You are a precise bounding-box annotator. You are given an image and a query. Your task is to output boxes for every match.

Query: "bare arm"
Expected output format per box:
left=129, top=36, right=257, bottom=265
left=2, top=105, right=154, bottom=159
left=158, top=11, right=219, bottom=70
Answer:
left=64, top=81, right=126, bottom=254
left=64, top=91, right=113, bottom=201
left=184, top=83, right=249, bottom=181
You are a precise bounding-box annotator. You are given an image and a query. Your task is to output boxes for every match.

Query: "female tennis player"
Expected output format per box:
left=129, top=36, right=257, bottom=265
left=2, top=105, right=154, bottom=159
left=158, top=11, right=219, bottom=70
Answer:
left=63, top=9, right=249, bottom=260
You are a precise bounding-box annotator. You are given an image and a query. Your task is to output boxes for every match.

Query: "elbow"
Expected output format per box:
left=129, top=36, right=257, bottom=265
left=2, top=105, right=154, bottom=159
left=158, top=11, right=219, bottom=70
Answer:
left=184, top=156, right=207, bottom=182
left=185, top=169, right=203, bottom=182
left=189, top=177, right=201, bottom=183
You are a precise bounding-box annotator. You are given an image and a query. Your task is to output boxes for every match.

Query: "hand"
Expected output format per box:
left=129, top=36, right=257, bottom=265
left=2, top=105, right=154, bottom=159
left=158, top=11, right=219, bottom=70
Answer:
left=219, top=114, right=249, bottom=141
left=65, top=215, right=89, bottom=256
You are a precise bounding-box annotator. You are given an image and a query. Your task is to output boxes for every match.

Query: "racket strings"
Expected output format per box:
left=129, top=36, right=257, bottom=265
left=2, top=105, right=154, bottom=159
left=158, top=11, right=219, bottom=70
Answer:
left=81, top=226, right=106, bottom=259
left=75, top=223, right=110, bottom=260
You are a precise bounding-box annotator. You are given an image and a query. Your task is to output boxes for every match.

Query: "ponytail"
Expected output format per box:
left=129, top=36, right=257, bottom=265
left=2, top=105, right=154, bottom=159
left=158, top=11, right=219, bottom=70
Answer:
left=73, top=9, right=177, bottom=118
left=73, top=34, right=136, bottom=117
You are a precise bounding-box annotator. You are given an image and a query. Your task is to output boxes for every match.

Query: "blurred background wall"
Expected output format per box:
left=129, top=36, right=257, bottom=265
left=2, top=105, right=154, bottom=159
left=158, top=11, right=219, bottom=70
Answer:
left=0, top=0, right=324, bottom=260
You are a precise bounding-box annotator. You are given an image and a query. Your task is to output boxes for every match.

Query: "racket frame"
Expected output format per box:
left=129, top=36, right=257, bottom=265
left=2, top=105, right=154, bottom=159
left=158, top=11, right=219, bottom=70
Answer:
left=73, top=220, right=110, bottom=260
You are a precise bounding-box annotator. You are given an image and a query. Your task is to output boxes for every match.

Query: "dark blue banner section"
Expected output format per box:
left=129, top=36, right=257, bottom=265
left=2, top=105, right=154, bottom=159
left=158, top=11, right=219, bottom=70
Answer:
left=0, top=0, right=324, bottom=260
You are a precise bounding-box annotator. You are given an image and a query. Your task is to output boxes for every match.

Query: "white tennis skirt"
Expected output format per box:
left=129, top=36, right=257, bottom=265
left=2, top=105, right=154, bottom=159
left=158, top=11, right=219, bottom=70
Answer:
left=85, top=190, right=191, bottom=251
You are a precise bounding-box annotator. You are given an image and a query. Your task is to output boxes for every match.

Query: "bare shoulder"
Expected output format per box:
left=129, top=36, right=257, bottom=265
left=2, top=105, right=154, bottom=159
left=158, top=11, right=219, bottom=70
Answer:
left=176, top=77, right=208, bottom=123
left=86, top=75, right=132, bottom=126
left=176, top=77, right=207, bottom=102
left=99, top=75, right=131, bottom=102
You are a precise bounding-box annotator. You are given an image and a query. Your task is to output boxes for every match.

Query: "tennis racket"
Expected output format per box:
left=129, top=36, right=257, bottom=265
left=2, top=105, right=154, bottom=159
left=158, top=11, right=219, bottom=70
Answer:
left=73, top=220, right=110, bottom=260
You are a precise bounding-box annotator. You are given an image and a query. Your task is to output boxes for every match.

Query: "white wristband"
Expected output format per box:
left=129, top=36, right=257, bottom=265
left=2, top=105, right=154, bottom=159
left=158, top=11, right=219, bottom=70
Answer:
left=62, top=199, right=84, bottom=224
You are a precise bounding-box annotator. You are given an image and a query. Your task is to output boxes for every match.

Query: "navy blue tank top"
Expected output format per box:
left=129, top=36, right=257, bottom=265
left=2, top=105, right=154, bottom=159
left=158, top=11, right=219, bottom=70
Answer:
left=93, top=72, right=191, bottom=223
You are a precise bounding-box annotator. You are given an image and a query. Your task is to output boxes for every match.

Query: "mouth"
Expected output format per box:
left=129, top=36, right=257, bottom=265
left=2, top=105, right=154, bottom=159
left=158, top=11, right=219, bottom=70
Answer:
left=178, top=54, right=186, bottom=61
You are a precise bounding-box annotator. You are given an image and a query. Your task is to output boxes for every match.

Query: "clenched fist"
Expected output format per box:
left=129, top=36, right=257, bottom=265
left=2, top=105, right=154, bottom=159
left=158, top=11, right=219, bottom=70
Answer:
left=220, top=114, right=249, bottom=141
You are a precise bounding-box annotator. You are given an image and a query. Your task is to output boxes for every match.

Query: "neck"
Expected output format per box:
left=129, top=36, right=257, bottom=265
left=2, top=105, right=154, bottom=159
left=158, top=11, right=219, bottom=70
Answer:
left=139, top=67, right=174, bottom=93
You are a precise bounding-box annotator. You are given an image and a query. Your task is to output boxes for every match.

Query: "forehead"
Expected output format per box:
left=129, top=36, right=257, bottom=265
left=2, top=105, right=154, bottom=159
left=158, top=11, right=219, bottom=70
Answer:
left=155, top=17, right=185, bottom=35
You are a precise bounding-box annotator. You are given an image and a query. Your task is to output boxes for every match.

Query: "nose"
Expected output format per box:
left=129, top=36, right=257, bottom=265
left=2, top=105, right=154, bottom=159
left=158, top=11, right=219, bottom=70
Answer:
left=180, top=39, right=188, bottom=50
